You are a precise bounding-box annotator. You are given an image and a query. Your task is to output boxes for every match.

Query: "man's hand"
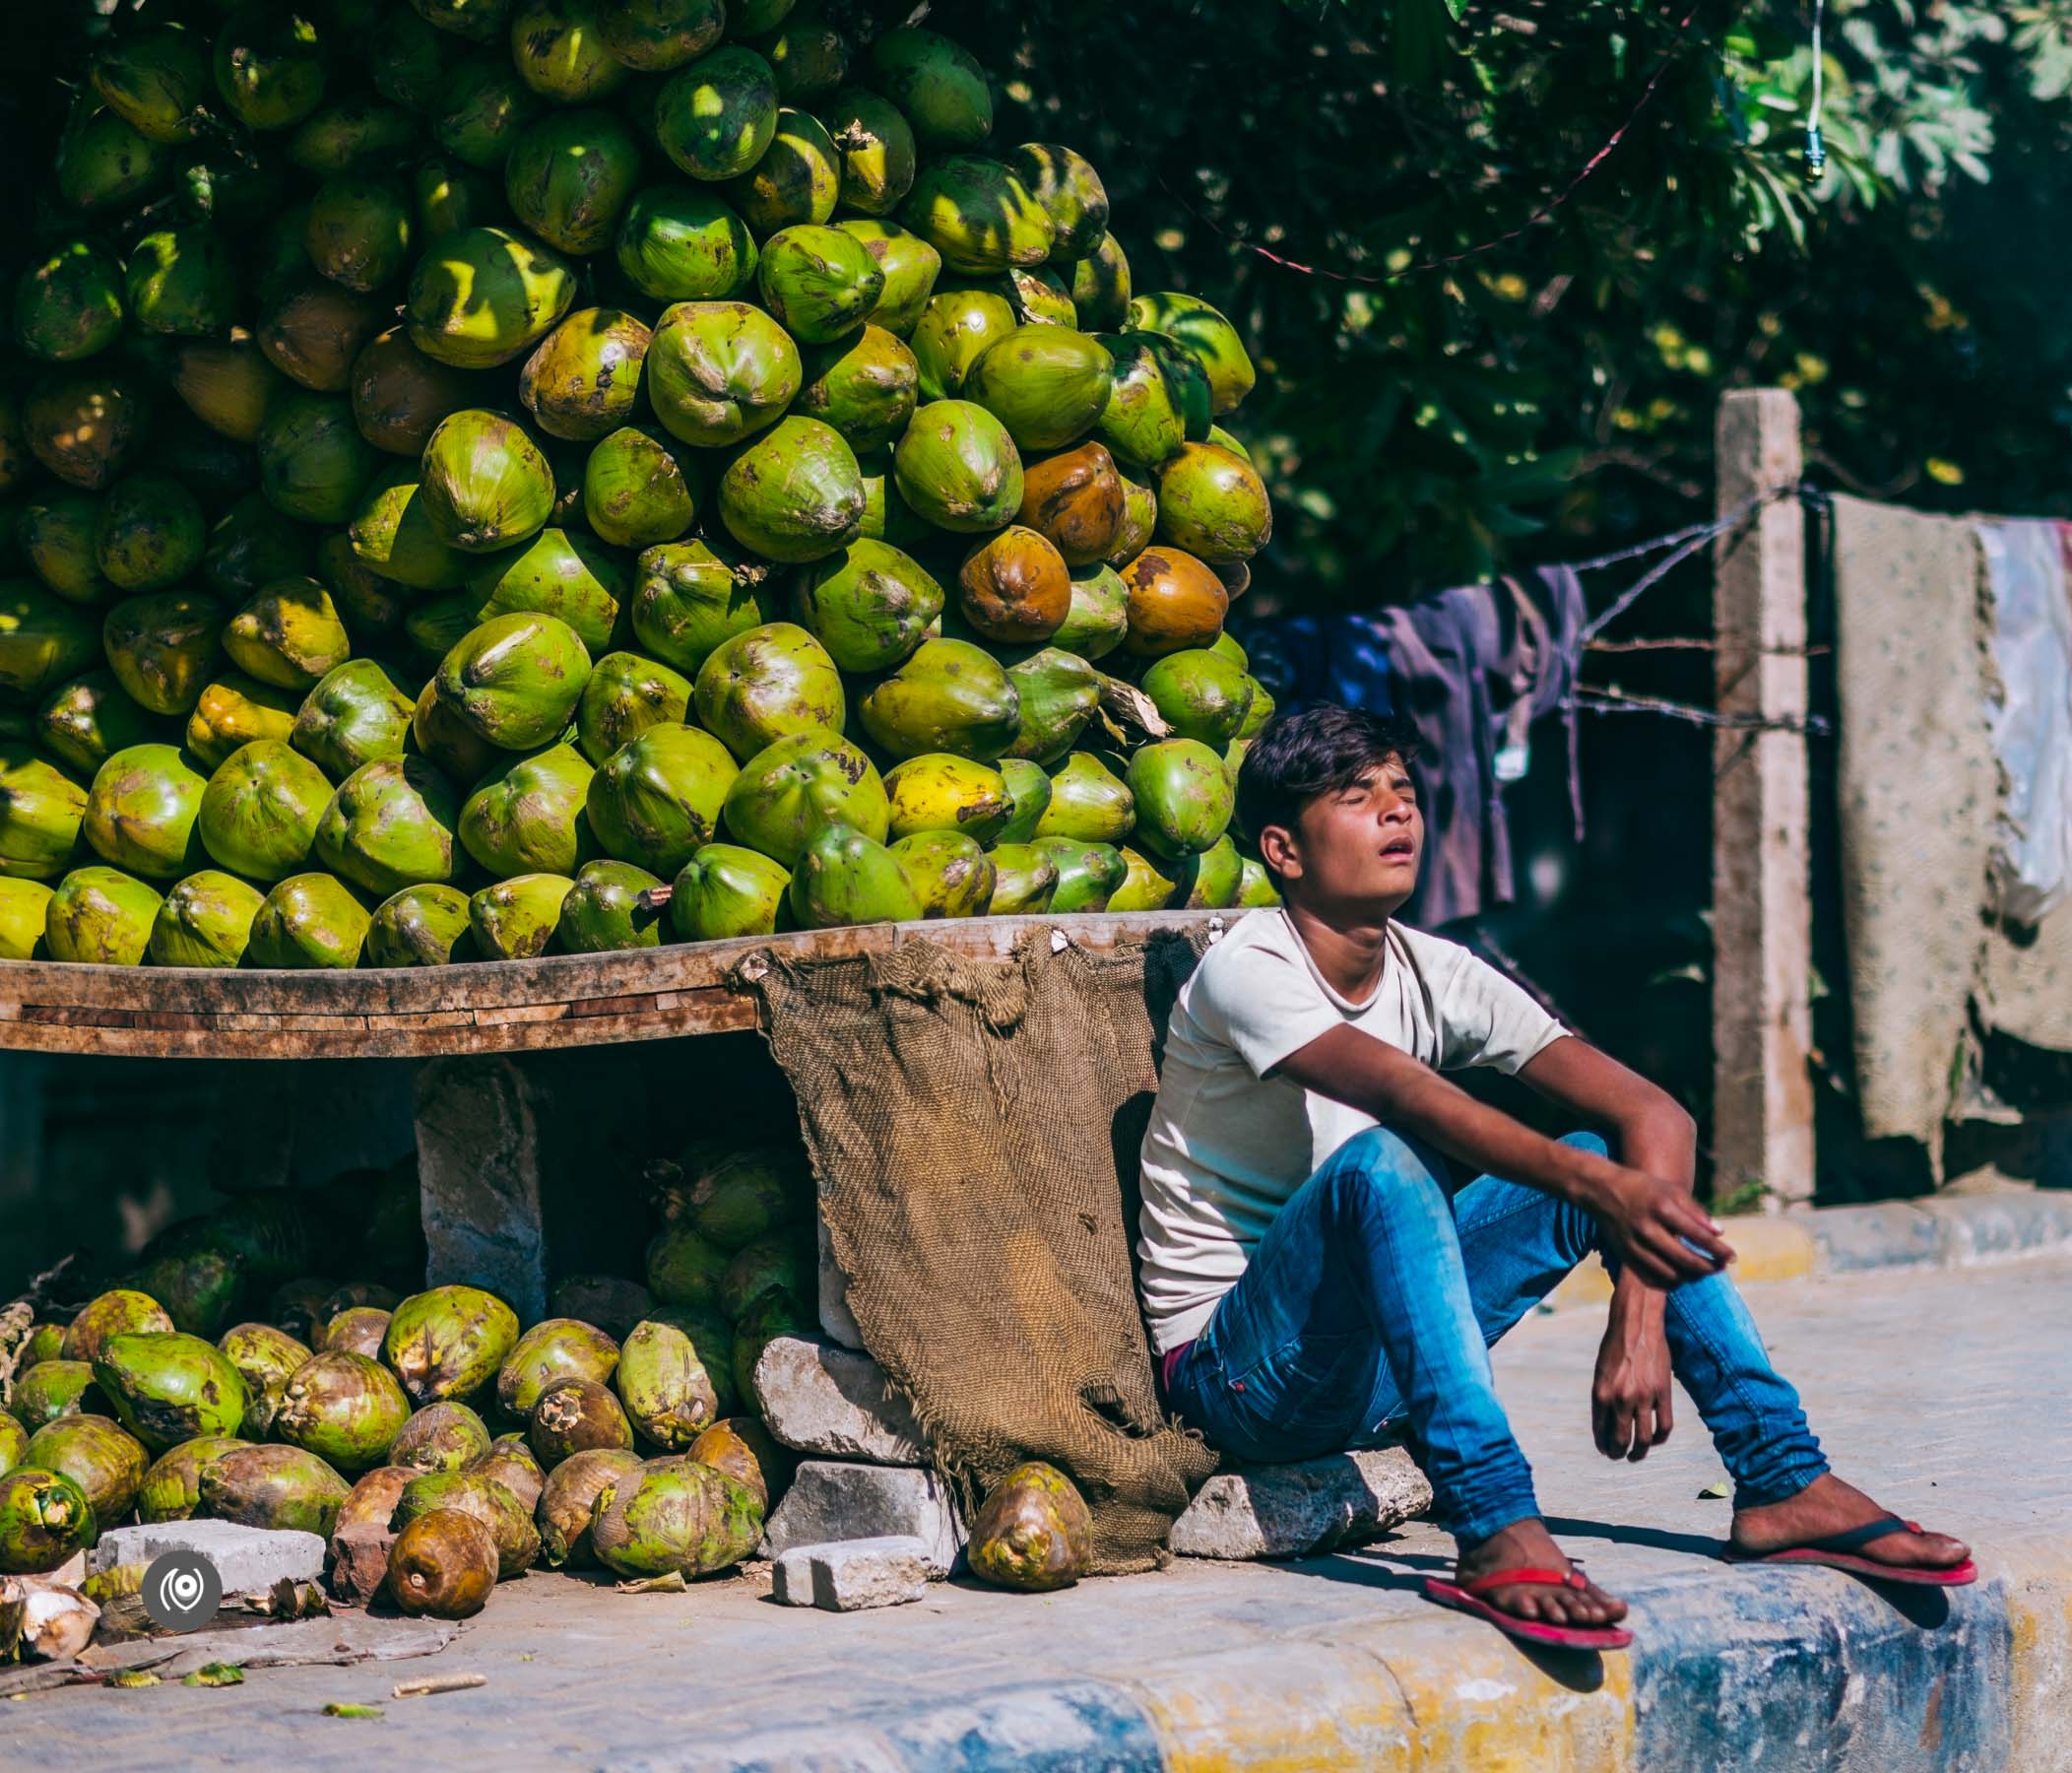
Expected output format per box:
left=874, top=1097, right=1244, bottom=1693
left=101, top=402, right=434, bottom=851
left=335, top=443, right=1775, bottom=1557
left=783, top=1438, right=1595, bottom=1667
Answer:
left=1592, top=1311, right=1673, bottom=1460
left=1586, top=1163, right=1732, bottom=1289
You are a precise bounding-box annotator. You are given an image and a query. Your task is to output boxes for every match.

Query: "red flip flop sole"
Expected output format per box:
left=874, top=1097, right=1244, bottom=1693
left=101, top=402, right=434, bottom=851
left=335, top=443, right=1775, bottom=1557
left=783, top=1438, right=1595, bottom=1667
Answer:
left=1724, top=1548, right=1977, bottom=1587
left=1423, top=1577, right=1635, bottom=1650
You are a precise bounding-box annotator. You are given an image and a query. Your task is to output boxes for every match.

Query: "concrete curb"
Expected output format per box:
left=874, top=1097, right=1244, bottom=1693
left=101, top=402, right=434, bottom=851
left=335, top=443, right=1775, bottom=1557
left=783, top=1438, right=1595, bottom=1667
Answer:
left=660, top=1528, right=2072, bottom=1771
left=1544, top=1188, right=2072, bottom=1310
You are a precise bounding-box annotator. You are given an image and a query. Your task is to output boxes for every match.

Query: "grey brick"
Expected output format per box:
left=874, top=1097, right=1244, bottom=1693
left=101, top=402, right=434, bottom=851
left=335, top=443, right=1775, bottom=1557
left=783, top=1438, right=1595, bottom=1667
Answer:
left=771, top=1536, right=931, bottom=1611
left=752, top=1336, right=925, bottom=1465
left=91, top=1520, right=325, bottom=1595
left=1168, top=1447, right=1432, bottom=1560
left=762, top=1462, right=964, bottom=1576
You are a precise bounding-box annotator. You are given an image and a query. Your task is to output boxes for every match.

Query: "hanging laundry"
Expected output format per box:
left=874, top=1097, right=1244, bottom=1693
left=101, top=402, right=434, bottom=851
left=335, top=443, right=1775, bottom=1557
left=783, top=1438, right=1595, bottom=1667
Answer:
left=1975, top=520, right=2072, bottom=927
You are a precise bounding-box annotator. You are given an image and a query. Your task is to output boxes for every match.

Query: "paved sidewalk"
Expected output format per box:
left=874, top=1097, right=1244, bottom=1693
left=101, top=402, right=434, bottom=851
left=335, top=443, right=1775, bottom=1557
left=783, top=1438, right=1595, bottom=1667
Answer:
left=8, top=1260, right=2068, bottom=1769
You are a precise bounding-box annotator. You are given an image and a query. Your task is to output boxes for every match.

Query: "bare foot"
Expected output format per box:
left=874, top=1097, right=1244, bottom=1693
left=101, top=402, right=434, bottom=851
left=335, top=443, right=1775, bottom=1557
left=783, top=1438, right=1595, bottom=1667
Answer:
left=1730, top=1474, right=1969, bottom=1569
left=1456, top=1517, right=1628, bottom=1628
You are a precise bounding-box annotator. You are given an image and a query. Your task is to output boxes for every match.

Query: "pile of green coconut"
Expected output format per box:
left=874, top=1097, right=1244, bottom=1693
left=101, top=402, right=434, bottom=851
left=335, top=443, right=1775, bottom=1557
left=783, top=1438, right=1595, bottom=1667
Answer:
left=0, top=0, right=1280, bottom=971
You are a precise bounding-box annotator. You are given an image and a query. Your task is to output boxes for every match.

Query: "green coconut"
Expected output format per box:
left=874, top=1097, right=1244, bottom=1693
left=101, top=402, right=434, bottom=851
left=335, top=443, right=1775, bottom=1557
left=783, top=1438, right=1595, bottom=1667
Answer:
left=902, top=156, right=1050, bottom=276
left=520, top=308, right=650, bottom=443
left=968, top=1460, right=1092, bottom=1591
left=584, top=425, right=702, bottom=549
left=1127, top=292, right=1255, bottom=417
left=1108, top=470, right=1160, bottom=567
left=225, top=578, right=352, bottom=690
left=257, top=272, right=385, bottom=394
left=891, top=828, right=993, bottom=918
left=196, top=740, right=330, bottom=881
left=92, top=1331, right=248, bottom=1451
left=269, top=1349, right=410, bottom=1472
left=866, top=28, right=991, bottom=150
left=292, top=660, right=416, bottom=779
left=408, top=596, right=479, bottom=663
left=257, top=392, right=379, bottom=524
left=314, top=755, right=460, bottom=894
left=463, top=527, right=623, bottom=653
left=351, top=327, right=482, bottom=461
left=644, top=1223, right=729, bottom=1311
left=0, top=1468, right=95, bottom=1574
left=786, top=820, right=920, bottom=928
left=0, top=747, right=87, bottom=882
left=366, top=882, right=477, bottom=964
left=654, top=45, right=778, bottom=180
left=834, top=218, right=941, bottom=338
left=63, top=1291, right=174, bottom=1367
left=125, top=226, right=239, bottom=337
left=891, top=399, right=1022, bottom=533
left=511, top=0, right=631, bottom=102
left=185, top=674, right=300, bottom=770
left=1125, top=737, right=1234, bottom=860
left=436, top=611, right=593, bottom=749
left=55, top=109, right=173, bottom=214
left=407, top=226, right=577, bottom=370
left=719, top=726, right=885, bottom=865
left=556, top=856, right=666, bottom=951
left=1153, top=441, right=1272, bottom=563
left=791, top=539, right=940, bottom=674
left=217, top=1323, right=310, bottom=1431
left=1170, top=833, right=1244, bottom=909
left=45, top=865, right=162, bottom=964
left=1033, top=750, right=1133, bottom=843
left=995, top=755, right=1053, bottom=843
left=614, top=1320, right=718, bottom=1450
left=858, top=637, right=1020, bottom=762
left=460, top=741, right=596, bottom=875
left=910, top=288, right=1018, bottom=401
left=692, top=621, right=844, bottom=762
left=576, top=650, right=694, bottom=765
left=431, top=52, right=541, bottom=166
left=12, top=1362, right=105, bottom=1431
left=203, top=495, right=314, bottom=604
left=22, top=492, right=114, bottom=605
left=388, top=1401, right=493, bottom=1474
left=668, top=841, right=789, bottom=940
left=201, top=1443, right=352, bottom=1536
left=0, top=879, right=53, bottom=957
left=92, top=25, right=211, bottom=143
left=0, top=584, right=101, bottom=705
left=172, top=335, right=287, bottom=446
left=291, top=96, right=421, bottom=174
left=596, top=0, right=724, bottom=69
left=369, top=8, right=451, bottom=105
left=794, top=326, right=918, bottom=454
left=419, top=410, right=556, bottom=555
left=757, top=226, right=883, bottom=346
left=716, top=417, right=864, bottom=563
left=1032, top=834, right=1126, bottom=911
left=962, top=325, right=1113, bottom=453
left=1009, top=143, right=1109, bottom=261
left=149, top=869, right=266, bottom=966
left=615, top=186, right=756, bottom=302
left=497, top=1319, right=620, bottom=1416
left=246, top=872, right=370, bottom=967
left=985, top=840, right=1057, bottom=914
left=882, top=753, right=1007, bottom=843
left=1140, top=648, right=1257, bottom=748
left=1105, top=843, right=1179, bottom=912
left=383, top=1285, right=521, bottom=1408
left=586, top=722, right=738, bottom=874
left=15, top=240, right=126, bottom=363
left=505, top=109, right=642, bottom=256
left=723, top=106, right=838, bottom=233
left=646, top=300, right=801, bottom=447
left=628, top=539, right=777, bottom=675
left=24, top=372, right=150, bottom=492
left=588, top=1456, right=762, bottom=1578
left=1093, top=333, right=1196, bottom=468
left=212, top=7, right=329, bottom=132
left=537, top=1445, right=644, bottom=1566
left=80, top=741, right=210, bottom=882
left=305, top=176, right=416, bottom=294
left=349, top=468, right=470, bottom=594
left=1004, top=649, right=1102, bottom=764
left=24, top=1413, right=148, bottom=1525
left=468, top=871, right=574, bottom=959
left=136, top=1434, right=251, bottom=1524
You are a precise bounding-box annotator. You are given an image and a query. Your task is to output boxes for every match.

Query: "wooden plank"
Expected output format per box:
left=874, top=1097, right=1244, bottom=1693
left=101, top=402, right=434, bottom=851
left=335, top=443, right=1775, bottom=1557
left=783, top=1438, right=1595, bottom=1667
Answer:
left=1712, top=389, right=1815, bottom=1209
left=0, top=912, right=1240, bottom=1060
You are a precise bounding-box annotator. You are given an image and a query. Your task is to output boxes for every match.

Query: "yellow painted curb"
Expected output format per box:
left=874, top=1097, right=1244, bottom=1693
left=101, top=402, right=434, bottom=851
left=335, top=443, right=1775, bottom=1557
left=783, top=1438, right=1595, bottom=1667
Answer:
left=1542, top=1216, right=1818, bottom=1313
left=1990, top=1530, right=2072, bottom=1772
left=1124, top=1640, right=1415, bottom=1770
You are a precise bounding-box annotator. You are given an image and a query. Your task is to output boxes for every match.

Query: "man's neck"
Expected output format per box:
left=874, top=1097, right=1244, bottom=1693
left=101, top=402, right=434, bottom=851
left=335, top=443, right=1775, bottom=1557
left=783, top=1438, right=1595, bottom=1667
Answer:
left=1282, top=901, right=1393, bottom=1002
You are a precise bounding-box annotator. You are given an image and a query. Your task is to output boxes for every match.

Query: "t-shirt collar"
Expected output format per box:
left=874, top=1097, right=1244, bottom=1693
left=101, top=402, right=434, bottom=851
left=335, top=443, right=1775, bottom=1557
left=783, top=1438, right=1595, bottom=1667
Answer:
left=1277, top=908, right=1392, bottom=1014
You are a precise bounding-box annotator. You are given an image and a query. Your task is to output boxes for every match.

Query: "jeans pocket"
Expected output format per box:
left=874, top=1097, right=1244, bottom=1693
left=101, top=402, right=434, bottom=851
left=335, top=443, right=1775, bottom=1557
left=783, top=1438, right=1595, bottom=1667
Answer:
left=1202, top=1331, right=1371, bottom=1465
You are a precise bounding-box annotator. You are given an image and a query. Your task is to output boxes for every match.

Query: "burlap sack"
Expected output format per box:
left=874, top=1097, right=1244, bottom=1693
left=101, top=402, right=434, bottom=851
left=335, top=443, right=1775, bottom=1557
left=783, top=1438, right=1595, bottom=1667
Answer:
left=743, top=929, right=1220, bottom=1575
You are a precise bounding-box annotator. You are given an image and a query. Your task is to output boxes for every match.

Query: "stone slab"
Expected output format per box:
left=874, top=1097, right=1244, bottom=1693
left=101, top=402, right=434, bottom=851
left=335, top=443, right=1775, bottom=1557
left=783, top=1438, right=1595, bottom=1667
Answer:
left=1803, top=1200, right=1941, bottom=1273
left=90, top=1520, right=325, bottom=1596
left=752, top=1335, right=925, bottom=1465
left=1168, top=1447, right=1432, bottom=1560
left=771, top=1536, right=931, bottom=1611
left=761, top=1461, right=964, bottom=1577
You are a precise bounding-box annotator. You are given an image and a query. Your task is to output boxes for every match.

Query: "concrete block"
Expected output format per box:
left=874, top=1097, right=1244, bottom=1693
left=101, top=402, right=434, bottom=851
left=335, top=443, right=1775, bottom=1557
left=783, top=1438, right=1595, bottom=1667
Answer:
left=762, top=1461, right=964, bottom=1577
left=1917, top=1190, right=2072, bottom=1265
left=414, top=1057, right=550, bottom=1322
left=1804, top=1201, right=1940, bottom=1274
left=771, top=1536, right=930, bottom=1611
left=817, top=1215, right=864, bottom=1350
left=752, top=1336, right=925, bottom=1465
left=1168, top=1447, right=1431, bottom=1560
left=91, top=1520, right=325, bottom=1595
left=327, top=1523, right=395, bottom=1607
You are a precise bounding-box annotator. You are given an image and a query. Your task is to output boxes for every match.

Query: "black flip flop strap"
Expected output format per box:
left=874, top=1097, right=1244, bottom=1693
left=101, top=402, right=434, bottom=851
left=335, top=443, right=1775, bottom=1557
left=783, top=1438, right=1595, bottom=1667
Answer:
left=1800, top=1514, right=1910, bottom=1556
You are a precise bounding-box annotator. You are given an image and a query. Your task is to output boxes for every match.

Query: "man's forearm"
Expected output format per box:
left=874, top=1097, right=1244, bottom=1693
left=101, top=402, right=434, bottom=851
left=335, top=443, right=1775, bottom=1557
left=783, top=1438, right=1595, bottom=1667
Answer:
left=1606, top=1098, right=1700, bottom=1325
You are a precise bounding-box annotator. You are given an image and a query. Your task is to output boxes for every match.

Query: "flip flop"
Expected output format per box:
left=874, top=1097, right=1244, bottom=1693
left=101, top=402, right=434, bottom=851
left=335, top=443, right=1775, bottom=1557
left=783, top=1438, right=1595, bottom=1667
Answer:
left=1422, top=1563, right=1635, bottom=1651
left=1723, top=1514, right=1976, bottom=1586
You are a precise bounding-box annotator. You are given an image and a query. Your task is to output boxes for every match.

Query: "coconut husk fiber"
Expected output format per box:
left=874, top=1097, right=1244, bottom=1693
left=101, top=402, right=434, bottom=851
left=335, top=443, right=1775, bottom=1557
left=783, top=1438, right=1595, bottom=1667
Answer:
left=742, top=929, right=1220, bottom=1575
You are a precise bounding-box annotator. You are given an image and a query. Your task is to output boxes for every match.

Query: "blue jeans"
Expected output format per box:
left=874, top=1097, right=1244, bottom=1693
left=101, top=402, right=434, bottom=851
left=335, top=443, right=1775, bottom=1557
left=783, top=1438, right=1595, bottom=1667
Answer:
left=1166, top=1128, right=1831, bottom=1543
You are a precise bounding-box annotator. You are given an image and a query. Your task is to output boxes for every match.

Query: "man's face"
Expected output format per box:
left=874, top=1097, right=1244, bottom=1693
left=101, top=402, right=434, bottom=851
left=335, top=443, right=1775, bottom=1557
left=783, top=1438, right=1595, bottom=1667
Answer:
left=1264, top=754, right=1423, bottom=917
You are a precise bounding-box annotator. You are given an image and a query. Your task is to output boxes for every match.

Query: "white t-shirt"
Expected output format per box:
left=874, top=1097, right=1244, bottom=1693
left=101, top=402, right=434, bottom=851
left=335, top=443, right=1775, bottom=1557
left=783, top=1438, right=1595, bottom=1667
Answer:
left=1135, top=908, right=1569, bottom=1352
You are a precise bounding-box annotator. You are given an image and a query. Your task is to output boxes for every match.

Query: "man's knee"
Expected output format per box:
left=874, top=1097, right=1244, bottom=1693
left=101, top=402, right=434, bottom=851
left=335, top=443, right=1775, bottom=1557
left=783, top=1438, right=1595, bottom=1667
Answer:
left=1327, top=1127, right=1450, bottom=1221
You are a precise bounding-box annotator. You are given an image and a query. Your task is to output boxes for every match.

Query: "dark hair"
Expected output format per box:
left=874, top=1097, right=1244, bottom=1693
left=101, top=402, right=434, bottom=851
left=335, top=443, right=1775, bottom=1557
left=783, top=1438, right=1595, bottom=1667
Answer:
left=1235, top=702, right=1421, bottom=851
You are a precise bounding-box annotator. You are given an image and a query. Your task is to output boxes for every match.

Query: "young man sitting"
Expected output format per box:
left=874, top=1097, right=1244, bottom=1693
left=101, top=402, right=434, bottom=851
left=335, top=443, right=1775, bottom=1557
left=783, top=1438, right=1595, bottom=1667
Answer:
left=1139, top=703, right=1972, bottom=1647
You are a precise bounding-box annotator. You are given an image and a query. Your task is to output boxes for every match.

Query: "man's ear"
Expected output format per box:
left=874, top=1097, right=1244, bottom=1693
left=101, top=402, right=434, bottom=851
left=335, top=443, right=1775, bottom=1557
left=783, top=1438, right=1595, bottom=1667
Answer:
left=1258, top=821, right=1300, bottom=881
